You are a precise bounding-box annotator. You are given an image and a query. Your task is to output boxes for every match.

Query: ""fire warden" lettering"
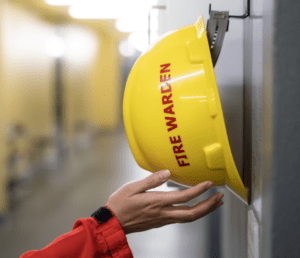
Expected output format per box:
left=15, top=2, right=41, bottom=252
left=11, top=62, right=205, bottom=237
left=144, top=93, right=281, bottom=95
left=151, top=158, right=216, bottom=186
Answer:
left=160, top=63, right=190, bottom=167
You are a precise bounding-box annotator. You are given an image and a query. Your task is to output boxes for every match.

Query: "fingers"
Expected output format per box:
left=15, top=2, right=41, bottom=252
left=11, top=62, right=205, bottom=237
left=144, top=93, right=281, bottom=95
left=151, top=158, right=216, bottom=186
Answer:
left=162, top=192, right=224, bottom=223
left=123, top=170, right=170, bottom=196
left=158, top=181, right=214, bottom=205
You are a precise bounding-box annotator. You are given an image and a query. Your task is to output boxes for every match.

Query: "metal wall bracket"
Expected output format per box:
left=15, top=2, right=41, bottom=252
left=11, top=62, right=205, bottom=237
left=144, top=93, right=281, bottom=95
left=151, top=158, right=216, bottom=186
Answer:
left=209, top=0, right=250, bottom=19
left=207, top=0, right=250, bottom=66
left=207, top=10, right=229, bottom=66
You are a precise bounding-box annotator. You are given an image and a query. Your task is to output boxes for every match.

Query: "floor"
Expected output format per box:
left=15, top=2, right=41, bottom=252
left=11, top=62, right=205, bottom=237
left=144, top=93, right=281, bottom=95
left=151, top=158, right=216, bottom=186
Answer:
left=0, top=125, right=212, bottom=258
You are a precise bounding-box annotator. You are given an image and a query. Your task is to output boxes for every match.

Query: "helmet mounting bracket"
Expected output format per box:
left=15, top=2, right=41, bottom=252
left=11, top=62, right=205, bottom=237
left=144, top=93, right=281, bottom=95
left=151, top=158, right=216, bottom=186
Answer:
left=207, top=0, right=250, bottom=66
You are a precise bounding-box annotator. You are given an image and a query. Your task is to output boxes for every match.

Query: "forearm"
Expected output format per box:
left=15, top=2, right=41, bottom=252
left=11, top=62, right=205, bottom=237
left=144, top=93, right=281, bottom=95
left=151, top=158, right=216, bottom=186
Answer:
left=20, top=209, right=133, bottom=258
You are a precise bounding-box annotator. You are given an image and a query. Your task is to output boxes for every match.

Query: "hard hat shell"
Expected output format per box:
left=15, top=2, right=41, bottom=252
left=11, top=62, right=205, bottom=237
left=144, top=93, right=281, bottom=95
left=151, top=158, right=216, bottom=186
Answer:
left=123, top=15, right=248, bottom=205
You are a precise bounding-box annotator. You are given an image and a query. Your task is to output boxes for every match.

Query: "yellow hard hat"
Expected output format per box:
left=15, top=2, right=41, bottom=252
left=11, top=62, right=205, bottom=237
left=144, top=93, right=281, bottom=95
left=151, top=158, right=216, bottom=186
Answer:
left=123, top=15, right=248, bottom=205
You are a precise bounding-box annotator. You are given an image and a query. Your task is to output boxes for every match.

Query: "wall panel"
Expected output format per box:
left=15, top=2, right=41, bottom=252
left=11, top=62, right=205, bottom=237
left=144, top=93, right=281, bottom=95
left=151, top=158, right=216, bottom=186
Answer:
left=2, top=3, right=55, bottom=138
left=88, top=33, right=123, bottom=131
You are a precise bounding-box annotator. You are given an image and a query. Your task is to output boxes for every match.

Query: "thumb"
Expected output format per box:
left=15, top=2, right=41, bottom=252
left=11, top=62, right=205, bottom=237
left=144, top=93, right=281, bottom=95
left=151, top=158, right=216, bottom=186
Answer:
left=131, top=170, right=171, bottom=194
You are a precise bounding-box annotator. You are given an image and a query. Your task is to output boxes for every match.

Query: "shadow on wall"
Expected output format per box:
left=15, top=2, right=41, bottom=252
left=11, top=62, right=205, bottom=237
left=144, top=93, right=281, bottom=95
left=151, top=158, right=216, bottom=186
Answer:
left=218, top=83, right=244, bottom=177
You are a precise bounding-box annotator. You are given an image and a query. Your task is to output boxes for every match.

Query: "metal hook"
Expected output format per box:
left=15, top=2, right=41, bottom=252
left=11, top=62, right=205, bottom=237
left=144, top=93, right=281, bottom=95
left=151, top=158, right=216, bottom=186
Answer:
left=209, top=0, right=250, bottom=19
left=151, top=5, right=166, bottom=9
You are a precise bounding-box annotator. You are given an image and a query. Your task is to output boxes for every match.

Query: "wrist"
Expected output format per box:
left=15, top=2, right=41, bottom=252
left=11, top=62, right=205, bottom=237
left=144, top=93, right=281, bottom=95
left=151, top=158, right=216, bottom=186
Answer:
left=91, top=206, right=113, bottom=224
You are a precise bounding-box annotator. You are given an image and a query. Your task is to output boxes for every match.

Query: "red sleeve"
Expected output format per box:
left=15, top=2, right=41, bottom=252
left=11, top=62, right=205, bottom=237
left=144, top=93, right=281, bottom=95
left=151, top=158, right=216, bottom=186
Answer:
left=20, top=206, right=133, bottom=258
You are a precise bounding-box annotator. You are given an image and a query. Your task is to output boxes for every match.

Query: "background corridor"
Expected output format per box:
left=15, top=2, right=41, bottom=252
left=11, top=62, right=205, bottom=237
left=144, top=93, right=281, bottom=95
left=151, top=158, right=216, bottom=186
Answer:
left=0, top=124, right=213, bottom=258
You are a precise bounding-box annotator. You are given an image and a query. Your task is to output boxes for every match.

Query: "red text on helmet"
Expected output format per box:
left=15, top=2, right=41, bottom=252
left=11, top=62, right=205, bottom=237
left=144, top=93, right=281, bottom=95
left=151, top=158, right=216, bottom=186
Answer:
left=164, top=104, right=175, bottom=114
left=160, top=63, right=171, bottom=74
left=160, top=63, right=190, bottom=167
left=165, top=117, right=177, bottom=131
left=170, top=136, right=190, bottom=167
left=162, top=92, right=173, bottom=105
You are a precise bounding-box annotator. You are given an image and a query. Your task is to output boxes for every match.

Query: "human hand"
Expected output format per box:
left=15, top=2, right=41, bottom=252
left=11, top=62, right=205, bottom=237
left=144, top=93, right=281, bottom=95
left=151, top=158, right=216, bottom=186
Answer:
left=106, top=170, right=224, bottom=234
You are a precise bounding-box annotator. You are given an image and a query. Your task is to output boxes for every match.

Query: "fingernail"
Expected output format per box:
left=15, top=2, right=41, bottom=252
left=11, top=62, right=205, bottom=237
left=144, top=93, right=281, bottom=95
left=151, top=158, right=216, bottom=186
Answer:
left=160, top=170, right=170, bottom=179
left=218, top=193, right=224, bottom=202
left=207, top=181, right=214, bottom=188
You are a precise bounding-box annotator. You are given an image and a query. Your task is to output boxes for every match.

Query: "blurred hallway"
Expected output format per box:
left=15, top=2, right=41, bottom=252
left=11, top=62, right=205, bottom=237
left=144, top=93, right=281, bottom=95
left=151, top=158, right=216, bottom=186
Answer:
left=0, top=124, right=211, bottom=258
left=0, top=1, right=299, bottom=257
